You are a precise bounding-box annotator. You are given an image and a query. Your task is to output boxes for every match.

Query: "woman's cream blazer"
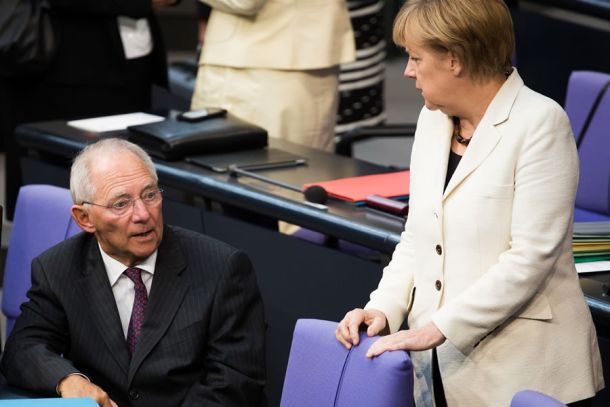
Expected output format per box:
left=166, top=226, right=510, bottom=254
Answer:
left=366, top=70, right=604, bottom=407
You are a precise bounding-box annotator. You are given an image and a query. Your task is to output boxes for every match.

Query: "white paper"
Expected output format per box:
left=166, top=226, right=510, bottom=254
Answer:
left=67, top=112, right=164, bottom=133
left=576, top=261, right=610, bottom=274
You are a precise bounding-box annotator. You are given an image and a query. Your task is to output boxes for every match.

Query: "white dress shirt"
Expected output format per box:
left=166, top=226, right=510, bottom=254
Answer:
left=117, top=16, right=153, bottom=60
left=99, top=244, right=157, bottom=338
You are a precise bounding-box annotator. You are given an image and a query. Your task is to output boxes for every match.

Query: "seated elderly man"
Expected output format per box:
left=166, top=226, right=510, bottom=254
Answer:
left=1, top=138, right=267, bottom=407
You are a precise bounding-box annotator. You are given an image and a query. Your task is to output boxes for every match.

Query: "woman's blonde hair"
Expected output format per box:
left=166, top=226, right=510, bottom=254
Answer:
left=393, top=0, right=514, bottom=81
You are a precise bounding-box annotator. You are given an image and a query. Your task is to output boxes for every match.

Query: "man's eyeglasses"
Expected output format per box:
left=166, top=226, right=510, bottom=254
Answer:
left=82, top=188, right=163, bottom=216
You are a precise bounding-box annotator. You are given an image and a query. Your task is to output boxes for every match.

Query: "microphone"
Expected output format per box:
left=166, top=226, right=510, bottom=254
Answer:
left=303, top=185, right=328, bottom=204
left=228, top=165, right=329, bottom=208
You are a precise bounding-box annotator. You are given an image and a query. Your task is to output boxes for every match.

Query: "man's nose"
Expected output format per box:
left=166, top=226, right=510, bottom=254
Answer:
left=131, top=198, right=151, bottom=221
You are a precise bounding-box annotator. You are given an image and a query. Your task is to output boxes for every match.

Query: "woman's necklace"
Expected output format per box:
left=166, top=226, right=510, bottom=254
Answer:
left=452, top=116, right=472, bottom=146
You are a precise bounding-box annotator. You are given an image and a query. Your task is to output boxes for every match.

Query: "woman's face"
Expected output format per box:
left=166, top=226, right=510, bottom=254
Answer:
left=403, top=41, right=458, bottom=113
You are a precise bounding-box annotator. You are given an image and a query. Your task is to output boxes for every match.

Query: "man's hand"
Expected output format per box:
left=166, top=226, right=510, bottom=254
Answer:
left=335, top=308, right=388, bottom=349
left=365, top=321, right=446, bottom=358
left=58, top=375, right=118, bottom=407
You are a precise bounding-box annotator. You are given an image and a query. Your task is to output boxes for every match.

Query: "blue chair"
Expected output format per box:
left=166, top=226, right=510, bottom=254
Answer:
left=564, top=71, right=610, bottom=222
left=510, top=390, right=567, bottom=407
left=564, top=70, right=610, bottom=146
left=280, top=319, right=413, bottom=407
left=1, top=185, right=81, bottom=336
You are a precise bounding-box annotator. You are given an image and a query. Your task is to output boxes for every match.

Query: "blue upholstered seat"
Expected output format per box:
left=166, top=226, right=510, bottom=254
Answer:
left=280, top=319, right=414, bottom=407
left=1, top=185, right=81, bottom=336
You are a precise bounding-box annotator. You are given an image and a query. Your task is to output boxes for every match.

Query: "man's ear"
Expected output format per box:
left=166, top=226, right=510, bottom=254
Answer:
left=71, top=205, right=95, bottom=233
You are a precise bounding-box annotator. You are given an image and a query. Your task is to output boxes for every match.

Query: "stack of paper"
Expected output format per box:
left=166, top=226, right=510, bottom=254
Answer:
left=67, top=112, right=164, bottom=132
left=302, top=171, right=410, bottom=204
left=573, top=222, right=610, bottom=273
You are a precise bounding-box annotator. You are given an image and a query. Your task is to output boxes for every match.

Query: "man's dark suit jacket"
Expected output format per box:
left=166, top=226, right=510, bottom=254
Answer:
left=1, top=225, right=267, bottom=407
left=46, top=0, right=168, bottom=88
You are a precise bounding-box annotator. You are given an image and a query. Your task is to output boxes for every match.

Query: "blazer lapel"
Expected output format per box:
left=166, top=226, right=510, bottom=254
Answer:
left=128, top=227, right=189, bottom=383
left=433, top=115, right=453, bottom=200
left=75, top=237, right=130, bottom=376
left=443, top=69, right=524, bottom=200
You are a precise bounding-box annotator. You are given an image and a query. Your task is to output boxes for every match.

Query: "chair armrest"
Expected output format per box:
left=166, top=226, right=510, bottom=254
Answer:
left=335, top=123, right=417, bottom=157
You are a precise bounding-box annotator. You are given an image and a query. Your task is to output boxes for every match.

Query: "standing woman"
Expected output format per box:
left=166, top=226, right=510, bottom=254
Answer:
left=336, top=1, right=604, bottom=406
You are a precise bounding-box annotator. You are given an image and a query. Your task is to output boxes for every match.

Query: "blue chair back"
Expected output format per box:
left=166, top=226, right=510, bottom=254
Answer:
left=564, top=71, right=610, bottom=222
left=510, top=390, right=567, bottom=407
left=1, top=185, right=81, bottom=336
left=564, top=71, right=610, bottom=146
left=280, top=319, right=413, bottom=407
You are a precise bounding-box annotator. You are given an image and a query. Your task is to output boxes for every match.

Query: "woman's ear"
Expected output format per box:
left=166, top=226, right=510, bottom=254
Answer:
left=448, top=51, right=463, bottom=76
left=71, top=205, right=96, bottom=233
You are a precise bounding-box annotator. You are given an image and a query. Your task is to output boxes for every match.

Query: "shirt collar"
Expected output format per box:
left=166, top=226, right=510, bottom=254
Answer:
left=98, top=242, right=157, bottom=287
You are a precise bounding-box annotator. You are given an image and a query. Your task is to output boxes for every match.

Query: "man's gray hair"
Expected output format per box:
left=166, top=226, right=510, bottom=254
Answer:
left=70, top=138, right=158, bottom=204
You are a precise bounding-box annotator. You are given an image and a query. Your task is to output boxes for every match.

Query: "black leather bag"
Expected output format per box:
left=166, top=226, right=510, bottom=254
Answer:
left=0, top=0, right=58, bottom=76
left=128, top=113, right=269, bottom=160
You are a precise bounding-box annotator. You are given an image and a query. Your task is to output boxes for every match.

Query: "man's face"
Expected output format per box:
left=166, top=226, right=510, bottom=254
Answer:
left=73, top=151, right=163, bottom=266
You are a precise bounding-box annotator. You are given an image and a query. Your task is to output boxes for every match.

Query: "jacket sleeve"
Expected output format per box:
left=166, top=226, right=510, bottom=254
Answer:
left=364, top=112, right=423, bottom=333
left=1, top=257, right=81, bottom=395
left=180, top=250, right=267, bottom=406
left=48, top=0, right=153, bottom=18
left=199, top=0, right=266, bottom=16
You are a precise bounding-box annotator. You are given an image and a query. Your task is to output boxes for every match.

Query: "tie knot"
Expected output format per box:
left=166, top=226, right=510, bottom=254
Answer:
left=124, top=267, right=143, bottom=284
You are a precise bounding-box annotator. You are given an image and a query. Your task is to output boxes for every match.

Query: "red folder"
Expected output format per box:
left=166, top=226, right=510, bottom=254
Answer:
left=302, top=170, right=410, bottom=203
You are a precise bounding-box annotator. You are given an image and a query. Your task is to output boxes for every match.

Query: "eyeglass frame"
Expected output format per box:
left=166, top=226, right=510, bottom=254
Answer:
left=81, top=187, right=164, bottom=216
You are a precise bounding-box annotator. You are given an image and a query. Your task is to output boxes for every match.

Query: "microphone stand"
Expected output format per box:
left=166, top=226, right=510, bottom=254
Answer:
left=228, top=165, right=328, bottom=211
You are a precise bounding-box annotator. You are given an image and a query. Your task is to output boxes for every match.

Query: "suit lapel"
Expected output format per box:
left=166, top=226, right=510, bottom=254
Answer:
left=75, top=237, right=130, bottom=376
left=443, top=69, right=524, bottom=200
left=433, top=115, right=453, bottom=201
left=442, top=120, right=503, bottom=199
left=128, top=227, right=189, bottom=383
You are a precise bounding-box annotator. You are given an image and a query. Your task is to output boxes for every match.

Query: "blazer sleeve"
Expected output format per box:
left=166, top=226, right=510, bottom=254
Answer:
left=364, top=118, right=423, bottom=333
left=180, top=250, right=266, bottom=406
left=1, top=257, right=81, bottom=395
left=432, top=102, right=579, bottom=354
left=199, top=0, right=266, bottom=16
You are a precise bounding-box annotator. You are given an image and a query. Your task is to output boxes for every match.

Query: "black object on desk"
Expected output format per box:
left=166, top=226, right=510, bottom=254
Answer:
left=187, top=147, right=306, bottom=173
left=127, top=113, right=267, bottom=160
left=366, top=194, right=409, bottom=217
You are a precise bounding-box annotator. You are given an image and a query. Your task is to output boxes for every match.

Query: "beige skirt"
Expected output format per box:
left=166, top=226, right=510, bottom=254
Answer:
left=191, top=64, right=340, bottom=152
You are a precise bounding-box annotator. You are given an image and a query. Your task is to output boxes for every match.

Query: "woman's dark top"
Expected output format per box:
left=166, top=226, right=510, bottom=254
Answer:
left=444, top=150, right=463, bottom=191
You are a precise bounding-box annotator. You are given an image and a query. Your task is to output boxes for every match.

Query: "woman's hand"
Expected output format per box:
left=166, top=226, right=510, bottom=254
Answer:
left=365, top=321, right=445, bottom=357
left=335, top=308, right=388, bottom=349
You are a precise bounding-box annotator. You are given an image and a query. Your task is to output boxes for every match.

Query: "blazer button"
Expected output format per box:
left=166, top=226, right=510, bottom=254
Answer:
left=129, top=390, right=141, bottom=401
left=435, top=244, right=442, bottom=255
left=435, top=280, right=442, bottom=291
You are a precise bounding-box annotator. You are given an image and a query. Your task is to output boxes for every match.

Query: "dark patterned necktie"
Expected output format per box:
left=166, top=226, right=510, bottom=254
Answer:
left=124, top=267, right=148, bottom=355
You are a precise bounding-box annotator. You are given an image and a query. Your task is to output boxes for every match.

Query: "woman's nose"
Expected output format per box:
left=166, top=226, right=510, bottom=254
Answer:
left=404, top=59, right=415, bottom=79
